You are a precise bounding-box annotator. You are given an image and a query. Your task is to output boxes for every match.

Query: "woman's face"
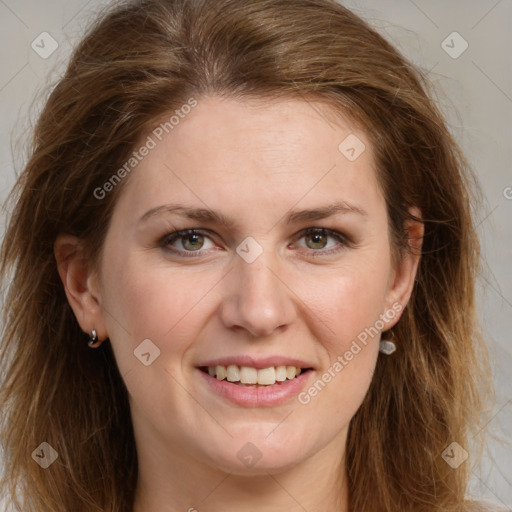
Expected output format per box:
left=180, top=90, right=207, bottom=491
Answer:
left=86, top=96, right=419, bottom=475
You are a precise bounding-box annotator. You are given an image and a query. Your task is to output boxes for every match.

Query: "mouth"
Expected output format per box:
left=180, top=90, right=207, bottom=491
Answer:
left=198, top=364, right=314, bottom=387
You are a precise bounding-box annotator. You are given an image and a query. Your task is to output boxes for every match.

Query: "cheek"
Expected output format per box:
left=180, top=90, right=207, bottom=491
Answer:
left=305, top=260, right=392, bottom=353
left=299, top=271, right=384, bottom=420
left=295, top=258, right=389, bottom=412
left=314, top=348, right=377, bottom=425
left=99, top=247, right=222, bottom=353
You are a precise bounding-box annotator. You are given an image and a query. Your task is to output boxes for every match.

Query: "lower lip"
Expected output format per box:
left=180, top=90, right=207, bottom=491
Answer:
left=197, top=368, right=314, bottom=407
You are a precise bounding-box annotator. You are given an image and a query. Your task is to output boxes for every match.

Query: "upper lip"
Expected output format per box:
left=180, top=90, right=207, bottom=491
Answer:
left=197, top=355, right=315, bottom=370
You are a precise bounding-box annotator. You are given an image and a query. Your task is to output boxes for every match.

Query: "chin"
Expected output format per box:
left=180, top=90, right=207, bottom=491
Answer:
left=213, top=451, right=306, bottom=476
left=200, top=432, right=312, bottom=476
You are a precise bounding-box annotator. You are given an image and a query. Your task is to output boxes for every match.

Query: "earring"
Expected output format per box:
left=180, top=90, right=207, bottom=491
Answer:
left=379, top=339, right=396, bottom=355
left=87, top=329, right=103, bottom=348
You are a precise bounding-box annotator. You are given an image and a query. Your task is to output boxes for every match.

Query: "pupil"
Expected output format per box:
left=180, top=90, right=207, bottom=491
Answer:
left=309, top=233, right=326, bottom=249
left=184, top=234, right=203, bottom=250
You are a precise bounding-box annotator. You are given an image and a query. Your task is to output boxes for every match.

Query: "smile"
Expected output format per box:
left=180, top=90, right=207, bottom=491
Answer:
left=199, top=364, right=312, bottom=386
left=196, top=358, right=315, bottom=407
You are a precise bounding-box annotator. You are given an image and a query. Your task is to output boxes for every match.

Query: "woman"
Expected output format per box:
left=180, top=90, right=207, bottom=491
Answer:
left=0, top=0, right=504, bottom=510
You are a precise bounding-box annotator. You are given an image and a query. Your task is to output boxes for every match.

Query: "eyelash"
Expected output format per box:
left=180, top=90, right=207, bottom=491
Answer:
left=160, top=228, right=351, bottom=258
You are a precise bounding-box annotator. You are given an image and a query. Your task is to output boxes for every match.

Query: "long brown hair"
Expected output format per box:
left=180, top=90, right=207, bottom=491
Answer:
left=0, top=0, right=492, bottom=510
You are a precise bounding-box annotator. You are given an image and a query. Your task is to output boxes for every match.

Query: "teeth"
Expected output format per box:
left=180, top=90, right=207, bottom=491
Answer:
left=239, top=366, right=258, bottom=384
left=226, top=364, right=240, bottom=382
left=257, top=367, right=276, bottom=385
left=206, top=364, right=305, bottom=385
left=216, top=365, right=227, bottom=380
left=286, top=366, right=297, bottom=379
left=275, top=366, right=287, bottom=381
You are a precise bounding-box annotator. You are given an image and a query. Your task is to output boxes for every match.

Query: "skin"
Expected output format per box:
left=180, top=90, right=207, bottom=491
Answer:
left=55, top=96, right=423, bottom=511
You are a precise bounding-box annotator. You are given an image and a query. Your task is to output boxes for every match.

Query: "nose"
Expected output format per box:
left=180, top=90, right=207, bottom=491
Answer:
left=218, top=250, right=297, bottom=338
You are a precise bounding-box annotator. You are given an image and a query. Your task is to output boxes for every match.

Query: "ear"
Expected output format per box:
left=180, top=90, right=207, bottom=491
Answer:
left=54, top=234, right=108, bottom=341
left=383, top=206, right=424, bottom=328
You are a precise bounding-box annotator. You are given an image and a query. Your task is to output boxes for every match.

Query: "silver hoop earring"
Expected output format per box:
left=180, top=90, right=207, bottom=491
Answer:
left=87, top=329, right=103, bottom=348
left=379, top=339, right=396, bottom=355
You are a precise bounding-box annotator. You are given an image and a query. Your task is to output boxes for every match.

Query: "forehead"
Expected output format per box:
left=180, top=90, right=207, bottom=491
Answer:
left=113, top=95, right=385, bottom=225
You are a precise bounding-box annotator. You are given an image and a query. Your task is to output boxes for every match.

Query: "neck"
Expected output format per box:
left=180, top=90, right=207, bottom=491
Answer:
left=132, top=430, right=350, bottom=511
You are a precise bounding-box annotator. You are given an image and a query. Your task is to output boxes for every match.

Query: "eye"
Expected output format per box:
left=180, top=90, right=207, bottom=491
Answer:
left=162, top=229, right=215, bottom=255
left=293, top=228, right=349, bottom=256
left=161, top=227, right=349, bottom=258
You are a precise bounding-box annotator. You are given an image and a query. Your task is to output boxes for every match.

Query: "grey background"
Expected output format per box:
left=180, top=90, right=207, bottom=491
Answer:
left=0, top=0, right=510, bottom=508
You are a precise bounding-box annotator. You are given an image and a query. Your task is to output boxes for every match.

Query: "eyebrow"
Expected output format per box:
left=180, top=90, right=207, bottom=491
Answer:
left=138, top=200, right=367, bottom=229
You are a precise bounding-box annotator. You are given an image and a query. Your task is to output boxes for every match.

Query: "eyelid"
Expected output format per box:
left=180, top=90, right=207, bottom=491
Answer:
left=160, top=227, right=351, bottom=257
left=161, top=228, right=217, bottom=257
left=292, top=227, right=350, bottom=257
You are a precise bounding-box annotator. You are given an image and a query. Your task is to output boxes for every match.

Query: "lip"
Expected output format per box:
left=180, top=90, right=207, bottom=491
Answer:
left=197, top=355, right=315, bottom=370
left=196, top=367, right=315, bottom=407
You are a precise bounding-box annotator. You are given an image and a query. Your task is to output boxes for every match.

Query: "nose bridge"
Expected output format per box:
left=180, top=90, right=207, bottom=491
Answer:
left=220, top=240, right=295, bottom=337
